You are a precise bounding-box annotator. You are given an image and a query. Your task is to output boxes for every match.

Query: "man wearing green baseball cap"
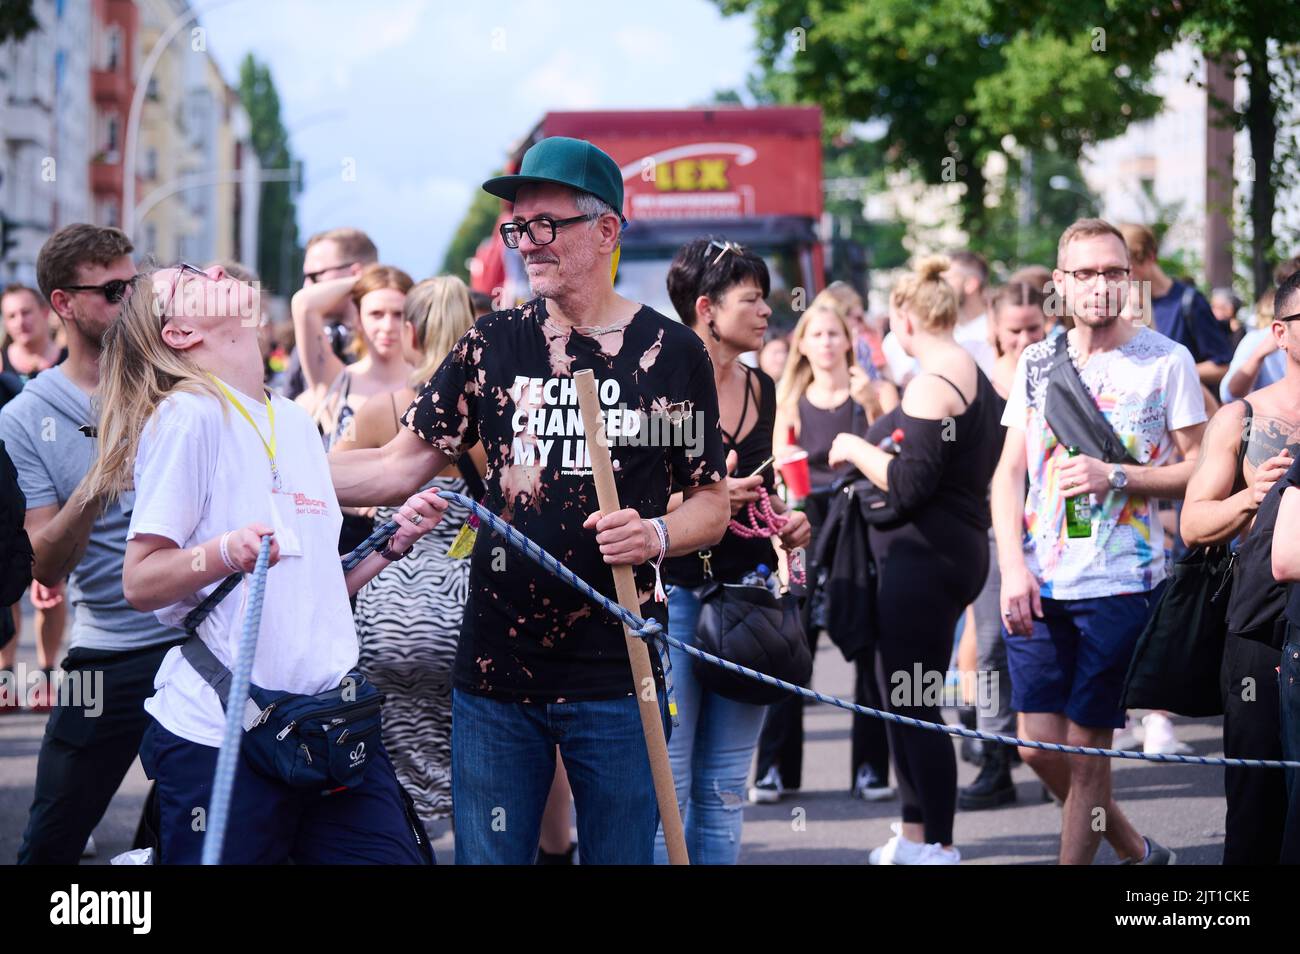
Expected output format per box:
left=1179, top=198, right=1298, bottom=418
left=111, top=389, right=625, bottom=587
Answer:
left=330, top=136, right=731, bottom=864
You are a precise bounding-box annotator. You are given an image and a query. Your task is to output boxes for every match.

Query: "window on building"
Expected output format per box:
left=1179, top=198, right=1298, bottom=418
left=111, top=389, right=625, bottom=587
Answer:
left=103, top=200, right=120, bottom=229
left=105, top=116, right=120, bottom=157
left=144, top=224, right=157, bottom=257
left=106, top=27, right=122, bottom=72
left=147, top=77, right=159, bottom=101
left=144, top=148, right=158, bottom=181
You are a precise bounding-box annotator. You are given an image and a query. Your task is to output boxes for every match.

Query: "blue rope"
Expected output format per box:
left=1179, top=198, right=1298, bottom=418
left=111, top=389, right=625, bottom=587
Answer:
left=201, top=534, right=272, bottom=865
left=198, top=487, right=1300, bottom=864
left=437, top=491, right=1300, bottom=772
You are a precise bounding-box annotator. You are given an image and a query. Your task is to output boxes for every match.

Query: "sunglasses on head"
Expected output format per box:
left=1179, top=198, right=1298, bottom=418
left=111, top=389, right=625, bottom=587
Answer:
left=708, top=239, right=746, bottom=266
left=59, top=275, right=139, bottom=304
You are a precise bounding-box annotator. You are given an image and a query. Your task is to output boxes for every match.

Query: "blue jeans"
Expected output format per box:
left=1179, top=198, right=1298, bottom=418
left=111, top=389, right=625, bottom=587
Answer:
left=141, top=719, right=432, bottom=864
left=451, top=687, right=667, bottom=864
left=653, top=585, right=767, bottom=865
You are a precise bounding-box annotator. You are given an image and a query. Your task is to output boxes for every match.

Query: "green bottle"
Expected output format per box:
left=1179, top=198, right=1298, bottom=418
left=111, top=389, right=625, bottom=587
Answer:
left=1064, top=446, right=1092, bottom=539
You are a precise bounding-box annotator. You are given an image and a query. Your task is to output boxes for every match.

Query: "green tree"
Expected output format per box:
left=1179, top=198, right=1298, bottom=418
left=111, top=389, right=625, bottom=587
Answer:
left=980, top=151, right=1098, bottom=272
left=1182, top=4, right=1300, bottom=296
left=440, top=185, right=502, bottom=283
left=238, top=54, right=301, bottom=295
left=0, top=0, right=38, bottom=45
left=715, top=0, right=1181, bottom=245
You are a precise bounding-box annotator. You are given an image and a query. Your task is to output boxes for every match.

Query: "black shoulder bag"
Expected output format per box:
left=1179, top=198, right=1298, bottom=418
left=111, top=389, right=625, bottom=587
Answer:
left=1043, top=333, right=1139, bottom=464
left=1120, top=401, right=1252, bottom=717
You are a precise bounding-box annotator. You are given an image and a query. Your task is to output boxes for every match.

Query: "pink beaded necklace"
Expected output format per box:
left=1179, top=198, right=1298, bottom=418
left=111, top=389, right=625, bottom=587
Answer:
left=729, top=485, right=789, bottom=539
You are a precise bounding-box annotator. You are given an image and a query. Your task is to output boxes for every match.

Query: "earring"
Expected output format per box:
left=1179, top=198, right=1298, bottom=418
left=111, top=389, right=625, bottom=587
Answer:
left=707, top=320, right=722, bottom=343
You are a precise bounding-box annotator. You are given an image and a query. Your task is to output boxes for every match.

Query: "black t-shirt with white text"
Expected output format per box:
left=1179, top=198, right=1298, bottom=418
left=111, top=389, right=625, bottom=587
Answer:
left=402, top=297, right=726, bottom=702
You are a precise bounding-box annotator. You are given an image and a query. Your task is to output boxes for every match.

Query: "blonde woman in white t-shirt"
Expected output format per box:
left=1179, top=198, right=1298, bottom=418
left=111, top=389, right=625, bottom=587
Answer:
left=81, top=264, right=450, bottom=864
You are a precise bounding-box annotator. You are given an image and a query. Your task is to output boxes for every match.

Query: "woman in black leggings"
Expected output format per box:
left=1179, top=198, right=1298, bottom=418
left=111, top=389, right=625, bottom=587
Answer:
left=751, top=289, right=893, bottom=803
left=828, top=256, right=1004, bottom=864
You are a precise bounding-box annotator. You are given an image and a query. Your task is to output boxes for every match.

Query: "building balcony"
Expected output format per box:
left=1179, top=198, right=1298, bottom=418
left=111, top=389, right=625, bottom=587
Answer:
left=91, top=158, right=123, bottom=198
left=92, top=67, right=132, bottom=109
left=2, top=98, right=53, bottom=146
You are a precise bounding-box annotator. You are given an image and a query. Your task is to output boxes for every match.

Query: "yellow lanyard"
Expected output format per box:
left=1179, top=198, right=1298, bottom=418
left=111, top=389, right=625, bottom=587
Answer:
left=210, top=375, right=281, bottom=490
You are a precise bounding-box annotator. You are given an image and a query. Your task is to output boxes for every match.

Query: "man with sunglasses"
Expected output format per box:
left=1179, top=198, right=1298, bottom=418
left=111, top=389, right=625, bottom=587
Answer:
left=0, top=224, right=186, bottom=863
left=1198, top=267, right=1300, bottom=864
left=331, top=137, right=732, bottom=864
left=282, top=227, right=378, bottom=400
left=992, top=218, right=1206, bottom=865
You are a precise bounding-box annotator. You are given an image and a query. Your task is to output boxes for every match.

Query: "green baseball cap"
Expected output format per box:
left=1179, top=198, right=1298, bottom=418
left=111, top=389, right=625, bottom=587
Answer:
left=483, top=136, right=626, bottom=222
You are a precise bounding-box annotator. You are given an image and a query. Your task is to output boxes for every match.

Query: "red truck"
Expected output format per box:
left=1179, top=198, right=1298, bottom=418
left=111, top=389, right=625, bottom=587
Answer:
left=472, top=106, right=825, bottom=321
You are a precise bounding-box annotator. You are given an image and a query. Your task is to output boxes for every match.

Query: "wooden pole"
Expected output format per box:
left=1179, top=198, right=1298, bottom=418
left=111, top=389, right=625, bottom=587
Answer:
left=574, top=369, right=689, bottom=865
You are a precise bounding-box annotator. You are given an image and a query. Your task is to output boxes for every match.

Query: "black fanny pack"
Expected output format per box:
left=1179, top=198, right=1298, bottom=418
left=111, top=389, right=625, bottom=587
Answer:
left=1043, top=333, right=1139, bottom=465
left=180, top=616, right=384, bottom=792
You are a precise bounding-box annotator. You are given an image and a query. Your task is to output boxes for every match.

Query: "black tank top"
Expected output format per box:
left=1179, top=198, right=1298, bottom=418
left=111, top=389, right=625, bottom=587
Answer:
left=664, top=365, right=778, bottom=587
left=865, top=370, right=1004, bottom=532
left=798, top=392, right=870, bottom=491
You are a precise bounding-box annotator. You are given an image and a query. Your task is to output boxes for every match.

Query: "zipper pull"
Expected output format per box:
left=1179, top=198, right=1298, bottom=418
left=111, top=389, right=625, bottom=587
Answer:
left=300, top=743, right=313, bottom=765
left=276, top=720, right=297, bottom=741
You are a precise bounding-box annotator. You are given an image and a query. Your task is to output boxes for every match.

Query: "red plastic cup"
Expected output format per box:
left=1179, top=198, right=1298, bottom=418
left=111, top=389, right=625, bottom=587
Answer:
left=779, top=451, right=811, bottom=501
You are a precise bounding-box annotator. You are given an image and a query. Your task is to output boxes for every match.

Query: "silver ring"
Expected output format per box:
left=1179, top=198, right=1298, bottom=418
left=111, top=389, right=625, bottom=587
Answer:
left=1003, top=610, right=1012, bottom=617
left=409, top=512, right=423, bottom=526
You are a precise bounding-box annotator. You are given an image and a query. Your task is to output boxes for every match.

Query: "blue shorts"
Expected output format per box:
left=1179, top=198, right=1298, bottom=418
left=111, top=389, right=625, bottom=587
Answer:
left=141, top=718, right=433, bottom=865
left=1003, top=591, right=1156, bottom=729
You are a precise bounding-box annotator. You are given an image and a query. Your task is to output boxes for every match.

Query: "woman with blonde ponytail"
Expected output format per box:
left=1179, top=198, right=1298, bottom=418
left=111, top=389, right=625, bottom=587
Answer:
left=330, top=274, right=485, bottom=831
left=826, top=255, right=1005, bottom=865
left=95, top=264, right=450, bottom=864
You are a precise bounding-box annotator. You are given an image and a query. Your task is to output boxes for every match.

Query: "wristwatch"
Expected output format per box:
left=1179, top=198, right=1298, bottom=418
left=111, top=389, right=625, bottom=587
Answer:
left=1108, top=465, right=1129, bottom=491
left=378, top=536, right=413, bottom=561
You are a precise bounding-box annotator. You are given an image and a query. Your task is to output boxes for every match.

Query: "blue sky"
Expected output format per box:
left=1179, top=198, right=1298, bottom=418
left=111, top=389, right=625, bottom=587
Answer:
left=198, top=0, right=758, bottom=279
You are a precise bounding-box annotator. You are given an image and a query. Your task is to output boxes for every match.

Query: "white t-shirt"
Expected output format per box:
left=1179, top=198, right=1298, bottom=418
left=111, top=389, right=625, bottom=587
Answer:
left=954, top=313, right=997, bottom=378
left=1001, top=327, right=1206, bottom=599
left=882, top=312, right=996, bottom=386
left=128, top=384, right=358, bottom=746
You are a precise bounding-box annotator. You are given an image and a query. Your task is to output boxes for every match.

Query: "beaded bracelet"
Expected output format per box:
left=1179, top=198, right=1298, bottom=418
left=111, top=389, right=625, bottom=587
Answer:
left=650, top=518, right=669, bottom=601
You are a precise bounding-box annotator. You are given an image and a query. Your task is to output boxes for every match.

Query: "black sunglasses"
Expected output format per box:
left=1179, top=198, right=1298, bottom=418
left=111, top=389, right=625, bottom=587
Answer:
left=158, top=263, right=211, bottom=323
left=302, top=260, right=357, bottom=284
left=60, top=275, right=139, bottom=304
left=499, top=213, right=599, bottom=249
left=1277, top=312, right=1300, bottom=322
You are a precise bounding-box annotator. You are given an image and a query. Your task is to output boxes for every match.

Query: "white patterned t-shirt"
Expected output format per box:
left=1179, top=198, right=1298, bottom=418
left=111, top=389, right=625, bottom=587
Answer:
left=1001, top=327, right=1206, bottom=599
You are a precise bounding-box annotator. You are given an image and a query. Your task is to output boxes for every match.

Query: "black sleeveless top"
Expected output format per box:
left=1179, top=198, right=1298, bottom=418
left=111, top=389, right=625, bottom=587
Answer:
left=864, top=369, right=1004, bottom=532
left=664, top=364, right=778, bottom=586
left=799, top=392, right=870, bottom=492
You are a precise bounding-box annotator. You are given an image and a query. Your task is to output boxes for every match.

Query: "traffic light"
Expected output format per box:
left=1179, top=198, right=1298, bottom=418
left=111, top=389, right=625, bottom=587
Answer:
left=0, top=214, right=17, bottom=263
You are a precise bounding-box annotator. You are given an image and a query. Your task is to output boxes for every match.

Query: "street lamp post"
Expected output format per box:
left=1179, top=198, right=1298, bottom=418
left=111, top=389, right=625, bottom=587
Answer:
left=122, top=0, right=241, bottom=239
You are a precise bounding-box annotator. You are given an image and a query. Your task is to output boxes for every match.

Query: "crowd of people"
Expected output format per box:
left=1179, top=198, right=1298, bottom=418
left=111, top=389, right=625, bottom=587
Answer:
left=1, top=133, right=1298, bottom=865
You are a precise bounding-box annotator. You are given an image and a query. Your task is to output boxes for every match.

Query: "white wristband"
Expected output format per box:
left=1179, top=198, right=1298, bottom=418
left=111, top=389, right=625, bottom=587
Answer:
left=219, top=531, right=239, bottom=573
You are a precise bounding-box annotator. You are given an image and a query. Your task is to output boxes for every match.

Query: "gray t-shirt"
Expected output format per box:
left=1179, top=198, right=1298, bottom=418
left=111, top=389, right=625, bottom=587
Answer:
left=0, top=366, right=180, bottom=652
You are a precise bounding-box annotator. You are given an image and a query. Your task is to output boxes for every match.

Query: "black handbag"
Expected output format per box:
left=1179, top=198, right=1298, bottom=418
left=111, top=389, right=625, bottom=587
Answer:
left=694, top=579, right=812, bottom=705
left=1119, top=401, right=1252, bottom=717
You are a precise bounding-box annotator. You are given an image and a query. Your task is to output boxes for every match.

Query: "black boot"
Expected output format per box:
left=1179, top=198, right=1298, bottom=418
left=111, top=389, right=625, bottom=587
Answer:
left=958, top=744, right=1016, bottom=811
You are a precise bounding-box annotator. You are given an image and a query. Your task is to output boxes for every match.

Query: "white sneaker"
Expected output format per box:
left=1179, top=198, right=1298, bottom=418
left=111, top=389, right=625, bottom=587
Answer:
left=868, top=822, right=926, bottom=865
left=748, top=767, right=784, bottom=804
left=1113, top=715, right=1144, bottom=750
left=915, top=842, right=961, bottom=865
left=1142, top=713, right=1192, bottom=755
left=81, top=834, right=97, bottom=858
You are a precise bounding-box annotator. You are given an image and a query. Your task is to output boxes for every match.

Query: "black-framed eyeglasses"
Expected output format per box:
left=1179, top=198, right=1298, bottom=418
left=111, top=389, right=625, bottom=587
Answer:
left=59, top=275, right=139, bottom=304
left=1277, top=312, right=1300, bottom=322
left=158, top=263, right=211, bottom=324
left=302, top=261, right=357, bottom=284
left=499, top=213, right=598, bottom=249
left=1060, top=267, right=1131, bottom=285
